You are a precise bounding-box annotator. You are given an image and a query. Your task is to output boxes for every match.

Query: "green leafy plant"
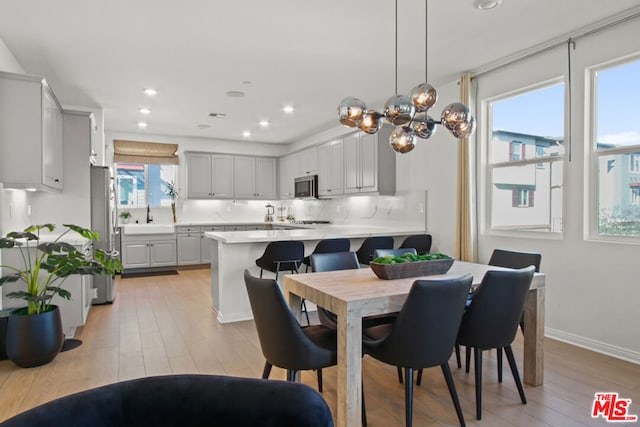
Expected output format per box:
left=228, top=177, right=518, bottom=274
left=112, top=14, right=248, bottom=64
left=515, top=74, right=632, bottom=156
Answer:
left=372, top=252, right=451, bottom=265
left=163, top=181, right=178, bottom=222
left=119, top=210, right=132, bottom=219
left=0, top=224, right=122, bottom=315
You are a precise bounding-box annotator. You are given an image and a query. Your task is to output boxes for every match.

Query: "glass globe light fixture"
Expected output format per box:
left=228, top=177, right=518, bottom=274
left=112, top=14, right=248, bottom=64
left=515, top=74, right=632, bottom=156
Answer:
left=337, top=97, right=367, bottom=128
left=384, top=95, right=415, bottom=125
left=451, top=115, right=476, bottom=139
left=410, top=83, right=438, bottom=112
left=359, top=110, right=383, bottom=134
left=441, top=102, right=471, bottom=132
left=389, top=126, right=416, bottom=153
left=411, top=113, right=437, bottom=139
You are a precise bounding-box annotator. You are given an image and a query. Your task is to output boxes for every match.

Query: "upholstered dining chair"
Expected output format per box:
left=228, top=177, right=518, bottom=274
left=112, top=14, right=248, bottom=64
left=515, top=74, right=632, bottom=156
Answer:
left=456, top=267, right=535, bottom=420
left=302, top=238, right=351, bottom=272
left=0, top=374, right=334, bottom=427
left=362, top=275, right=473, bottom=427
left=373, top=248, right=417, bottom=259
left=355, top=236, right=394, bottom=265
left=399, top=234, right=432, bottom=255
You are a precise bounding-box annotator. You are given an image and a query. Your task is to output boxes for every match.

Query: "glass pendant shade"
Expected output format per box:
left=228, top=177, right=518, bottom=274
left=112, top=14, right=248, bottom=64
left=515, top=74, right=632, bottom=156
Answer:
left=411, top=114, right=437, bottom=139
left=441, top=102, right=471, bottom=132
left=359, top=110, right=383, bottom=134
left=337, top=97, right=367, bottom=128
left=384, top=95, right=415, bottom=125
left=410, top=83, right=438, bottom=112
left=451, top=115, right=476, bottom=138
left=389, top=126, right=416, bottom=153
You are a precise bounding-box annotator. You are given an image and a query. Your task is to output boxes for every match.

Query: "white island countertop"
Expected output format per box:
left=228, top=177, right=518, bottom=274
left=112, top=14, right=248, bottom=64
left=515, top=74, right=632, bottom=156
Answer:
left=204, top=224, right=425, bottom=244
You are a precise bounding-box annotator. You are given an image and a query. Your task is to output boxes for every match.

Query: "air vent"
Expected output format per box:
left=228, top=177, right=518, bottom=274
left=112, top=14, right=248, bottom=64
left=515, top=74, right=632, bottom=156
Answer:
left=209, top=113, right=227, bottom=118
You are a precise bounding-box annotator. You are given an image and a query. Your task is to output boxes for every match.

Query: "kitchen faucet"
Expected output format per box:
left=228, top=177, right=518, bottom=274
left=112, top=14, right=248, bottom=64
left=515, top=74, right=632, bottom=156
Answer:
left=146, top=205, right=153, bottom=223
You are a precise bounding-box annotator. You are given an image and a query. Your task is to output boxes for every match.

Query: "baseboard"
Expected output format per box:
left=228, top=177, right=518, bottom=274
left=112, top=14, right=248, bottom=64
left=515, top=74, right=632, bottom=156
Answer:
left=214, top=307, right=253, bottom=324
left=545, top=327, right=640, bottom=365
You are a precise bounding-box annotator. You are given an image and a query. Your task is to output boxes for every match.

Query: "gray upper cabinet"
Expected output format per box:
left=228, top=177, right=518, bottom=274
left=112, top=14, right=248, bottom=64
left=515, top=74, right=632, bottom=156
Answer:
left=186, top=152, right=234, bottom=199
left=0, top=71, right=63, bottom=191
left=343, top=127, right=395, bottom=195
left=317, top=139, right=344, bottom=197
left=279, top=154, right=295, bottom=199
left=234, top=156, right=276, bottom=199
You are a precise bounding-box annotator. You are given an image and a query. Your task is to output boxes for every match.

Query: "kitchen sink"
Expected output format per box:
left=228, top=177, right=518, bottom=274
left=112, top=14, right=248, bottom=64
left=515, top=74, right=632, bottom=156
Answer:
left=123, top=224, right=175, bottom=235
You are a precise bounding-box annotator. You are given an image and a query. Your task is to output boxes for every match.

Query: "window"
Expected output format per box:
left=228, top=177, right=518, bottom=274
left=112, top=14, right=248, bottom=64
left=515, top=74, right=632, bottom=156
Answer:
left=487, top=81, right=564, bottom=233
left=116, top=163, right=176, bottom=208
left=592, top=58, right=640, bottom=237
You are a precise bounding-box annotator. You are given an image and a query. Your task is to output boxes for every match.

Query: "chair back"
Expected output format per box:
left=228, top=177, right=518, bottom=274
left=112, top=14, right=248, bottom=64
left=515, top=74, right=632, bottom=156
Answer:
left=256, top=240, right=305, bottom=273
left=399, top=234, right=432, bottom=255
left=373, top=248, right=417, bottom=259
left=244, top=270, right=331, bottom=370
left=311, top=238, right=351, bottom=255
left=488, top=249, right=541, bottom=272
left=369, top=275, right=472, bottom=368
left=457, top=267, right=535, bottom=349
left=310, top=252, right=359, bottom=273
left=355, top=236, right=394, bottom=265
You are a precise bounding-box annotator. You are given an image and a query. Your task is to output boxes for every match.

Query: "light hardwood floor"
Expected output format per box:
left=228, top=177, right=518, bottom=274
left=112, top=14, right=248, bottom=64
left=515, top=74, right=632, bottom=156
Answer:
left=1, top=268, right=638, bottom=425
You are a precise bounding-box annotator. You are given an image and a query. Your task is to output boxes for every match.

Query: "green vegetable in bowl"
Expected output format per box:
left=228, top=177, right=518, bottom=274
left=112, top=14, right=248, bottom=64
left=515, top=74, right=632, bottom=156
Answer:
left=371, top=253, right=451, bottom=264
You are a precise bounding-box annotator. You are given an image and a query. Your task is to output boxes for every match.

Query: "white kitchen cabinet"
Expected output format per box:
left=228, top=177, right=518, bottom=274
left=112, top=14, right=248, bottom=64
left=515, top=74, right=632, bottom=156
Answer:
left=121, top=234, right=177, bottom=270
left=343, top=127, right=395, bottom=195
left=149, top=240, right=178, bottom=266
left=279, top=154, right=296, bottom=199
left=177, top=233, right=201, bottom=265
left=121, top=241, right=150, bottom=268
left=234, top=156, right=276, bottom=199
left=0, top=71, right=63, bottom=191
left=185, top=152, right=234, bottom=199
left=298, top=147, right=318, bottom=176
left=317, top=139, right=344, bottom=197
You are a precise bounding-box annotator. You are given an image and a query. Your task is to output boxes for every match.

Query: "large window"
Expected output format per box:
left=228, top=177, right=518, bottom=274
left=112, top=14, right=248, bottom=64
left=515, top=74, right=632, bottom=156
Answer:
left=487, top=81, right=565, bottom=233
left=592, top=58, right=640, bottom=237
left=116, top=163, right=176, bottom=208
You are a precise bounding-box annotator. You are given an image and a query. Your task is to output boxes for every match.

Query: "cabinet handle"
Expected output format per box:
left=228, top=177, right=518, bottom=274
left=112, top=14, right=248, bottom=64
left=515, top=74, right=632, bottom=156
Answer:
left=54, top=178, right=60, bottom=182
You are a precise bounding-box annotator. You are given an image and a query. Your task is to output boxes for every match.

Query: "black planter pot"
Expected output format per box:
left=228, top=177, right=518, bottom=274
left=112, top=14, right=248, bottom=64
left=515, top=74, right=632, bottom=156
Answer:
left=6, top=306, right=64, bottom=368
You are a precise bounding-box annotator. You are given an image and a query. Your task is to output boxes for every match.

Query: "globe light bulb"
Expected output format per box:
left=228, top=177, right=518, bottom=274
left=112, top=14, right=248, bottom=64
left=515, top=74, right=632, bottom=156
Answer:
left=337, top=97, right=367, bottom=128
left=389, top=126, right=416, bottom=153
left=359, top=110, right=383, bottom=134
left=410, top=83, right=438, bottom=112
left=384, top=95, right=415, bottom=125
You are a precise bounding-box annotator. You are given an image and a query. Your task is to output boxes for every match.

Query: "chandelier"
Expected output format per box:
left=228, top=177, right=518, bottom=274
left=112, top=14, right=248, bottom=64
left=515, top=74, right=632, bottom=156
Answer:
left=337, top=0, right=475, bottom=153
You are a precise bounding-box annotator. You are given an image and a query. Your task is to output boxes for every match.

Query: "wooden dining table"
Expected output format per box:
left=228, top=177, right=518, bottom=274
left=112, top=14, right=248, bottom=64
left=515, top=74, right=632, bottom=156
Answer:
left=283, top=261, right=545, bottom=427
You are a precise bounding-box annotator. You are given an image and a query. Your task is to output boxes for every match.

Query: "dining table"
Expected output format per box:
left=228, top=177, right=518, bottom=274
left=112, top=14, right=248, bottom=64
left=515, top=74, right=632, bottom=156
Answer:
left=283, top=260, right=545, bottom=427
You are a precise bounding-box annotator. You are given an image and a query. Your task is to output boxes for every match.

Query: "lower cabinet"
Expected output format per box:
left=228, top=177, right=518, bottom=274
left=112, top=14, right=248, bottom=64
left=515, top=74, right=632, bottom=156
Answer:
left=121, top=236, right=177, bottom=269
left=177, top=233, right=201, bottom=265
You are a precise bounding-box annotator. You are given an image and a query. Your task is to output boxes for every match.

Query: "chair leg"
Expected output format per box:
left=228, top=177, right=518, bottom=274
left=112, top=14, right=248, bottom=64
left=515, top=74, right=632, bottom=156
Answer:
left=441, top=363, right=466, bottom=427
left=301, top=299, right=310, bottom=326
left=316, top=369, right=323, bottom=392
left=416, top=369, right=423, bottom=386
left=397, top=366, right=404, bottom=384
left=404, top=367, right=414, bottom=427
left=262, top=361, right=272, bottom=379
left=465, top=345, right=471, bottom=373
left=497, top=347, right=503, bottom=383
left=259, top=269, right=264, bottom=279
left=286, top=369, right=297, bottom=382
left=362, top=381, right=367, bottom=427
left=474, top=347, right=483, bottom=420
left=504, top=345, right=527, bottom=404
left=455, top=344, right=461, bottom=368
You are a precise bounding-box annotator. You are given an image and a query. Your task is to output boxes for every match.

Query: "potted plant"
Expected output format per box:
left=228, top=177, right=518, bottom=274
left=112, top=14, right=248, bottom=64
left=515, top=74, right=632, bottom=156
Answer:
left=119, top=210, right=132, bottom=224
left=163, top=181, right=178, bottom=223
left=0, top=224, right=121, bottom=367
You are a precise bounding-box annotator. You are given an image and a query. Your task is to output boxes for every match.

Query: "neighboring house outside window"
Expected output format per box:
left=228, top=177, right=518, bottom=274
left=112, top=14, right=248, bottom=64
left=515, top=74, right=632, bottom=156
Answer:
left=630, top=186, right=640, bottom=206
left=630, top=153, right=640, bottom=173
left=512, top=188, right=534, bottom=207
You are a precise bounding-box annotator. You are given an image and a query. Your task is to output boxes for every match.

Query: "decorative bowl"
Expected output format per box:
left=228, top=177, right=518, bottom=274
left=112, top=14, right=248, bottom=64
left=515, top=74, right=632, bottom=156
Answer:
left=369, top=257, right=454, bottom=280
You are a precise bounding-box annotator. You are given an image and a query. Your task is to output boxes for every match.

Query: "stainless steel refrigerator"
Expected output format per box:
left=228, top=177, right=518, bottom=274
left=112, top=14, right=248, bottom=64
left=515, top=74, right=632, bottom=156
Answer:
left=90, top=165, right=118, bottom=304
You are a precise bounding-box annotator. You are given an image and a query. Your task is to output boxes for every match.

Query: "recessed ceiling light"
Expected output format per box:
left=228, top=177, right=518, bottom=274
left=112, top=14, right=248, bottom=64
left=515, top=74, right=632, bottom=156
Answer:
left=242, top=81, right=253, bottom=85
left=197, top=124, right=211, bottom=130
left=139, top=108, right=151, bottom=115
left=259, top=120, right=269, bottom=128
left=25, top=188, right=37, bottom=192
left=242, top=130, right=251, bottom=137
left=283, top=105, right=294, bottom=114
left=226, top=90, right=245, bottom=98
left=473, top=0, right=502, bottom=10
left=137, top=121, right=148, bottom=129
left=143, top=88, right=157, bottom=96
left=209, top=112, right=227, bottom=118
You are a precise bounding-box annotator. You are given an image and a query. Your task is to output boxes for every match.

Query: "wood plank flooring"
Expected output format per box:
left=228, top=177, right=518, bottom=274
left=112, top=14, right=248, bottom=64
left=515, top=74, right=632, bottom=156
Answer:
left=1, top=268, right=638, bottom=425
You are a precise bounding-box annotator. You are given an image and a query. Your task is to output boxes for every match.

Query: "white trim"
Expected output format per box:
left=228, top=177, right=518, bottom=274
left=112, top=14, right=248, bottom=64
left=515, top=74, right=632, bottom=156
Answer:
left=546, top=327, right=640, bottom=365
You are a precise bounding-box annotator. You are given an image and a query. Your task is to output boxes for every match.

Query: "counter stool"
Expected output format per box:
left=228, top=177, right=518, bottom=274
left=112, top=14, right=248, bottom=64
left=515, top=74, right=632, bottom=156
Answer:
left=302, top=238, right=351, bottom=272
left=399, top=234, right=432, bottom=255
left=355, top=236, right=394, bottom=265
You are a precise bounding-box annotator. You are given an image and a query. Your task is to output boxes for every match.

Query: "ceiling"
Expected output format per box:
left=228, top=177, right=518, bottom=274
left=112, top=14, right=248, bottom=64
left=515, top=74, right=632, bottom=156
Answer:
left=1, top=0, right=640, bottom=144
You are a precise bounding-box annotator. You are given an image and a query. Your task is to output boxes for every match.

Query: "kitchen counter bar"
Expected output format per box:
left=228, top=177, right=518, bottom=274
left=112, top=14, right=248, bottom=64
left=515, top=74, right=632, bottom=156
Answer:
left=204, top=225, right=424, bottom=323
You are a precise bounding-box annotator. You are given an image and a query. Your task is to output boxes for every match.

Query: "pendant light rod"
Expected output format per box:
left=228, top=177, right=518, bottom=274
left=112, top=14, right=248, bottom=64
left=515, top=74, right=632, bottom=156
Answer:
left=394, top=0, right=398, bottom=95
left=425, top=0, right=428, bottom=83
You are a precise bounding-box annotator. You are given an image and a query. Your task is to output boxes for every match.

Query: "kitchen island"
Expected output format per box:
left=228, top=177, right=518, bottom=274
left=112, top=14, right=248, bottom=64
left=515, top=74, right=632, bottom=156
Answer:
left=204, top=225, right=425, bottom=323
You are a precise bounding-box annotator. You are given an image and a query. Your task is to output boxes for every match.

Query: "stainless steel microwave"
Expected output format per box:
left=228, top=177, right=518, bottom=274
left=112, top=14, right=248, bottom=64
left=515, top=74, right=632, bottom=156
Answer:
left=294, top=175, right=318, bottom=199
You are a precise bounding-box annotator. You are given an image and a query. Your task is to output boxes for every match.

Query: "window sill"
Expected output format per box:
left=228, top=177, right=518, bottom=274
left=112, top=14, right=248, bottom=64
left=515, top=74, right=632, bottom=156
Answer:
left=483, top=229, right=563, bottom=240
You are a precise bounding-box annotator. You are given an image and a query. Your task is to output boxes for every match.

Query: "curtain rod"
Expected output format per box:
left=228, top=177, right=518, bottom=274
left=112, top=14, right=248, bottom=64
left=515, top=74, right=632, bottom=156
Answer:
left=471, top=5, right=640, bottom=79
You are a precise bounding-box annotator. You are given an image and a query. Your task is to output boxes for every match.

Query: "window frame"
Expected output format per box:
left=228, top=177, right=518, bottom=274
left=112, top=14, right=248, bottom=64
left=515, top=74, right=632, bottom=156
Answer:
left=115, top=162, right=177, bottom=209
left=587, top=53, right=640, bottom=243
left=482, top=77, right=566, bottom=238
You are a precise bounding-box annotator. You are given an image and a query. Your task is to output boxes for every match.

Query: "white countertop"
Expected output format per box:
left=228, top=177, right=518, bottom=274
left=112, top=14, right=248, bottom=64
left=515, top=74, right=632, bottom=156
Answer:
left=204, top=224, right=425, bottom=244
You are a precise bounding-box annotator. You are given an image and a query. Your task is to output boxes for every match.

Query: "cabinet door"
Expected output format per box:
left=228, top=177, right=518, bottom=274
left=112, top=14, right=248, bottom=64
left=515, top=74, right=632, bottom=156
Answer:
left=299, top=147, right=318, bottom=175
left=212, top=154, right=234, bottom=198
left=186, top=153, right=213, bottom=198
left=359, top=133, right=378, bottom=192
left=150, top=240, right=177, bottom=267
left=42, top=87, right=63, bottom=189
left=317, top=143, right=330, bottom=195
left=200, top=233, right=212, bottom=263
left=177, top=233, right=201, bottom=265
left=122, top=242, right=150, bottom=268
left=234, top=156, right=256, bottom=198
left=279, top=155, right=295, bottom=199
left=327, top=140, right=344, bottom=194
left=343, top=133, right=360, bottom=193
left=255, top=157, right=276, bottom=199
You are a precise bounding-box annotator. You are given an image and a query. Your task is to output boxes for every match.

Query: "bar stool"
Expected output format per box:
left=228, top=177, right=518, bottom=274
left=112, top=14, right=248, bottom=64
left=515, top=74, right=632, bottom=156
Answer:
left=355, top=236, right=394, bottom=265
left=255, top=240, right=308, bottom=324
left=399, top=234, right=432, bottom=255
left=302, top=238, right=351, bottom=272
